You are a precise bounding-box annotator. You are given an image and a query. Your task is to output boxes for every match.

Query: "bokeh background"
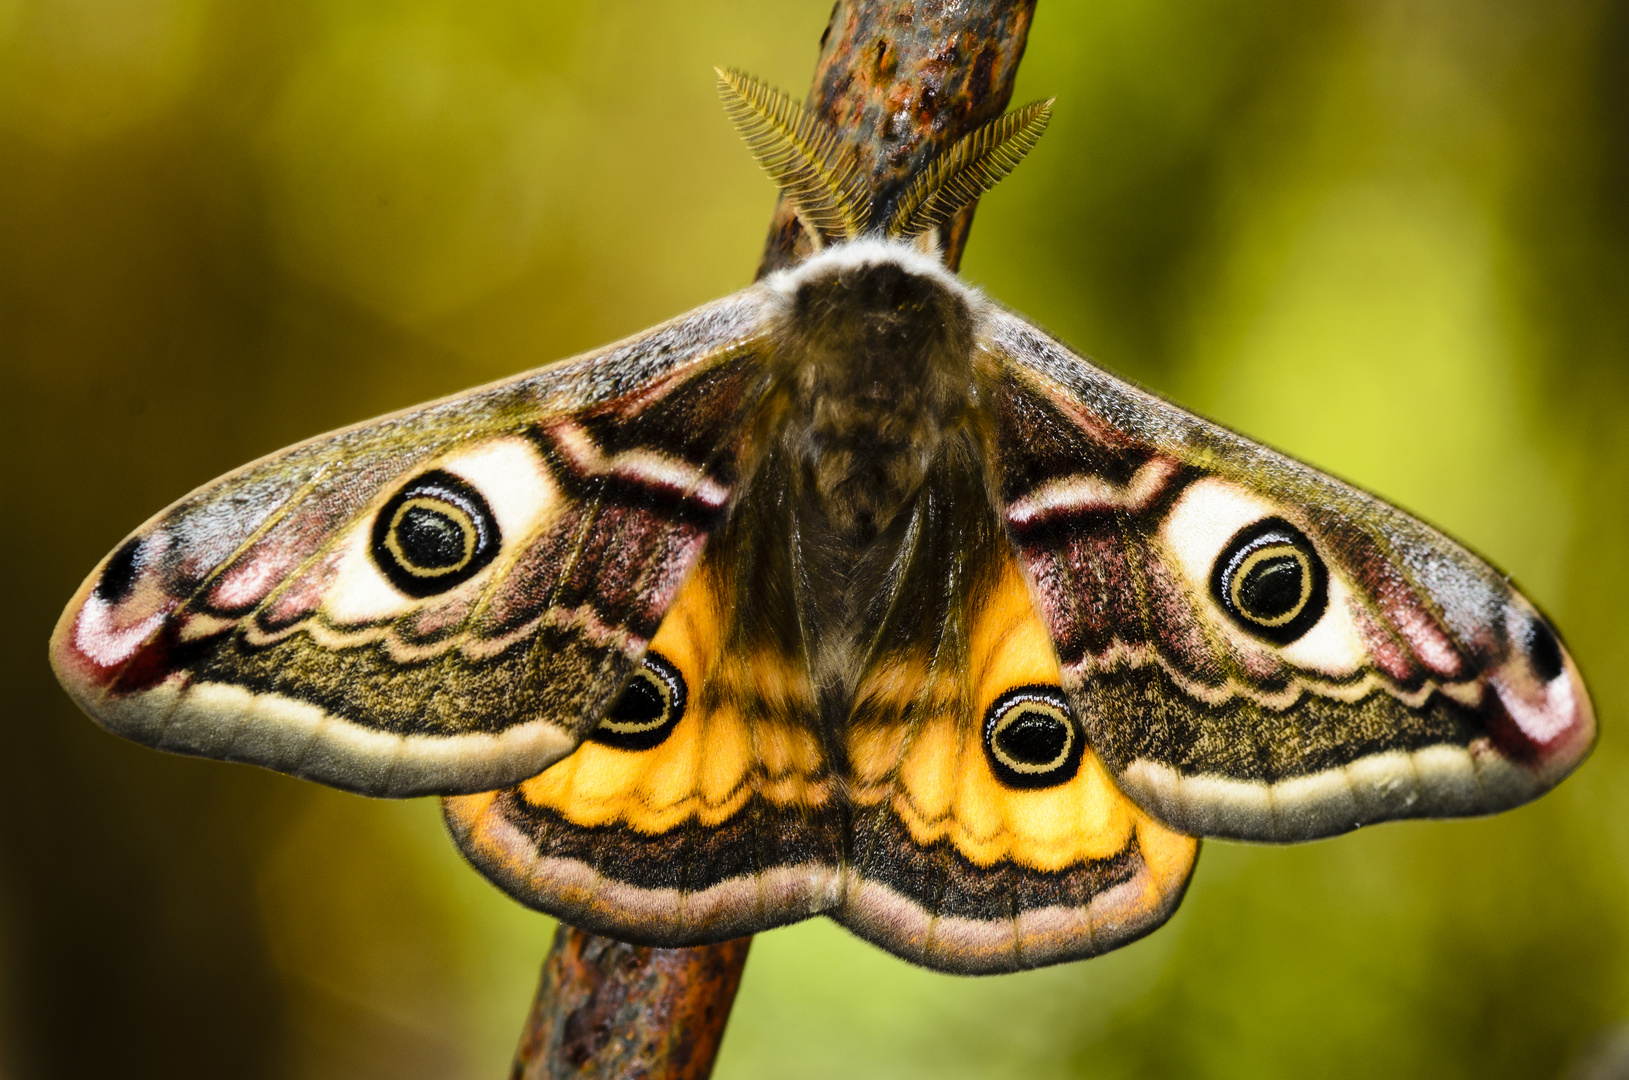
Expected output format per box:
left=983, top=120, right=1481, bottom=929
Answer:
left=3, top=0, right=1627, bottom=1076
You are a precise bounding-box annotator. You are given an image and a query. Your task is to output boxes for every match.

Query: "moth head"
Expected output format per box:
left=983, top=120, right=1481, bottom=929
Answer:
left=716, top=67, right=1052, bottom=250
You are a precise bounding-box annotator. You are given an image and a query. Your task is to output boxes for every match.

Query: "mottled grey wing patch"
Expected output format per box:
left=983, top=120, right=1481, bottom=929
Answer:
left=978, top=307, right=1594, bottom=841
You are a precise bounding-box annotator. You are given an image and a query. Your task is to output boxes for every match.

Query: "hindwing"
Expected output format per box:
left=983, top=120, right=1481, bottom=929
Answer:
left=835, top=431, right=1197, bottom=972
left=445, top=432, right=1198, bottom=973
left=444, top=447, right=845, bottom=944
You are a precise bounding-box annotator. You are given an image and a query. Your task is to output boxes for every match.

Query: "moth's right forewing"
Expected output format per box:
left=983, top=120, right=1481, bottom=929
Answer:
left=975, top=308, right=1594, bottom=842
left=51, top=289, right=783, bottom=797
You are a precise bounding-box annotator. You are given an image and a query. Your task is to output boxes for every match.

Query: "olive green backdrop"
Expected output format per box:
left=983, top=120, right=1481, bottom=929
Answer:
left=3, top=0, right=1626, bottom=1076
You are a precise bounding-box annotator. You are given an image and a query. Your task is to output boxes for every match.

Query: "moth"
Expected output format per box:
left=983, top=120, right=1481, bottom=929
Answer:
left=50, top=70, right=1595, bottom=975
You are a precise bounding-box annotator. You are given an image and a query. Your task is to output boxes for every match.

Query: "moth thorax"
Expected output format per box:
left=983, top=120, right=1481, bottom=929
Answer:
left=781, top=258, right=975, bottom=545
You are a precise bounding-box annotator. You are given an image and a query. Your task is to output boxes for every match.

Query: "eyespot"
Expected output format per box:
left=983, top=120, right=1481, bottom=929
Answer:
left=370, top=470, right=500, bottom=598
left=982, top=686, right=1083, bottom=789
left=591, top=652, right=687, bottom=751
left=1211, top=517, right=1328, bottom=644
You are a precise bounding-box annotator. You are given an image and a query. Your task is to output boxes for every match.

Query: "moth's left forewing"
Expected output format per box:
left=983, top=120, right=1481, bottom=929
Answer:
left=51, top=290, right=782, bottom=797
left=976, top=308, right=1594, bottom=842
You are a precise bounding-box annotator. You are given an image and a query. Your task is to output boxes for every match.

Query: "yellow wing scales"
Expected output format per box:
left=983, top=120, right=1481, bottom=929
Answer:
left=445, top=417, right=1198, bottom=973
left=881, top=558, right=1179, bottom=872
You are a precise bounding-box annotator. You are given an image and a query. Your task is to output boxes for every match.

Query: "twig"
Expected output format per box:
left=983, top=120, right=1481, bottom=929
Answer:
left=511, top=1, right=1037, bottom=1075
left=758, top=0, right=1037, bottom=275
left=511, top=928, right=750, bottom=1080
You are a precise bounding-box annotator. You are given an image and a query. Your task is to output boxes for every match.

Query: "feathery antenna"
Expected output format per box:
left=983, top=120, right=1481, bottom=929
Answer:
left=886, top=99, right=1053, bottom=239
left=716, top=68, right=870, bottom=246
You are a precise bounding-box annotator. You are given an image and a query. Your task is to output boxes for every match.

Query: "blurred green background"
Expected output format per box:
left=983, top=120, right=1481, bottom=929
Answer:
left=3, top=0, right=1626, bottom=1076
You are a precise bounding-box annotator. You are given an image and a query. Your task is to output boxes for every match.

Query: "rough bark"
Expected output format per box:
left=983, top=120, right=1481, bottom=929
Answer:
left=511, top=1, right=1036, bottom=1075
left=510, top=927, right=750, bottom=1080
left=758, top=0, right=1037, bottom=275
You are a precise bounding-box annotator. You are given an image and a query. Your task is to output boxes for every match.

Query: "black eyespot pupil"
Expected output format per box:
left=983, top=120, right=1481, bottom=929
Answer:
left=995, top=709, right=1069, bottom=767
left=1523, top=618, right=1564, bottom=683
left=396, top=506, right=469, bottom=569
left=1238, top=554, right=1303, bottom=619
left=982, top=687, right=1082, bottom=789
left=609, top=673, right=665, bottom=726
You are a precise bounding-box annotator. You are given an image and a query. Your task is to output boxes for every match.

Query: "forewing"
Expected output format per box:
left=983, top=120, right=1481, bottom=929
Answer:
left=836, top=432, right=1198, bottom=974
left=978, top=309, right=1595, bottom=841
left=51, top=292, right=779, bottom=797
left=443, top=448, right=844, bottom=944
